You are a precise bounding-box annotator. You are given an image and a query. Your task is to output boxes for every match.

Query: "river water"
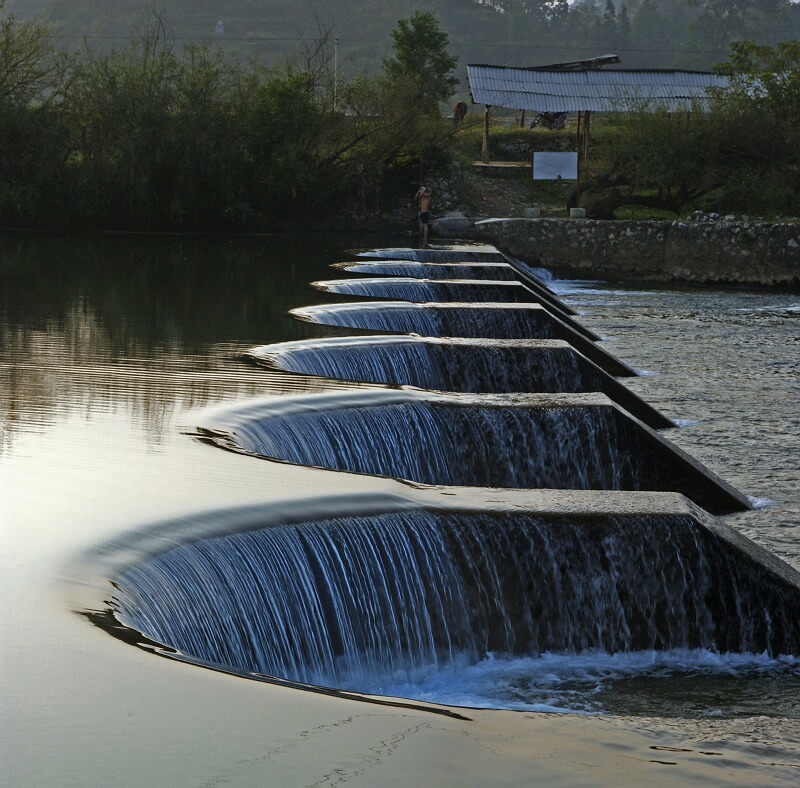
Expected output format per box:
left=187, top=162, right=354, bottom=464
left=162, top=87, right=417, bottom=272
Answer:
left=1, top=232, right=798, bottom=786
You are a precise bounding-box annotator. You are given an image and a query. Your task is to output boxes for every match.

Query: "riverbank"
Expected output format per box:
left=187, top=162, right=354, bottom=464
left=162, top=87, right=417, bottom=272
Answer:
left=333, top=164, right=800, bottom=290
left=429, top=215, right=800, bottom=289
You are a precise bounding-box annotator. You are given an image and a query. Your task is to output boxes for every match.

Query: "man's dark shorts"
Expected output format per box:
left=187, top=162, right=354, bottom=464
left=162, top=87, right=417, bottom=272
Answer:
left=419, top=211, right=430, bottom=225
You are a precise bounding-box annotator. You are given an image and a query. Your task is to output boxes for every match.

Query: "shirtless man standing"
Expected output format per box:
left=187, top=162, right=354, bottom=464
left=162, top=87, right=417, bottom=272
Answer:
left=414, top=186, right=431, bottom=248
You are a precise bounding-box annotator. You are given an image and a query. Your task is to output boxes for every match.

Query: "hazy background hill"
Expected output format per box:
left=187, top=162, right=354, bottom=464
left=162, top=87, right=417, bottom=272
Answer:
left=5, top=0, right=800, bottom=94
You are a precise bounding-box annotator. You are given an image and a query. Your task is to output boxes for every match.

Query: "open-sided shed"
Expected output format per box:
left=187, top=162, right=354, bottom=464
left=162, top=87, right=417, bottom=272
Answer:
left=467, top=63, right=730, bottom=164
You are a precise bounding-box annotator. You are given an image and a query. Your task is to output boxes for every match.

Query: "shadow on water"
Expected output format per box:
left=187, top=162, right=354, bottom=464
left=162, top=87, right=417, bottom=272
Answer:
left=79, top=608, right=473, bottom=721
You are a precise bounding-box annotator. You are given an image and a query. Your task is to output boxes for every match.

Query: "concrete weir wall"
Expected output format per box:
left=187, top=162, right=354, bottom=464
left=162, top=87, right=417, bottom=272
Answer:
left=472, top=217, right=800, bottom=288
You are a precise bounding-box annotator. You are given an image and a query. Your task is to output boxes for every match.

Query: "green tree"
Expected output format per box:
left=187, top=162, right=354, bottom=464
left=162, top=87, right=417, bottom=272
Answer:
left=711, top=40, right=800, bottom=207
left=717, top=38, right=800, bottom=124
left=586, top=103, right=722, bottom=217
left=383, top=10, right=458, bottom=109
left=686, top=0, right=782, bottom=64
left=0, top=0, right=63, bottom=106
left=63, top=12, right=179, bottom=226
left=169, top=43, right=262, bottom=226
left=629, top=0, right=671, bottom=65
left=583, top=39, right=800, bottom=217
left=0, top=1, right=70, bottom=224
left=617, top=3, right=631, bottom=51
left=245, top=70, right=323, bottom=214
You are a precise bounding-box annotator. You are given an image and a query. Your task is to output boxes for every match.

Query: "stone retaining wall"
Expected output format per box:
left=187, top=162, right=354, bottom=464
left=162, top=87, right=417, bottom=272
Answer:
left=467, top=217, right=800, bottom=288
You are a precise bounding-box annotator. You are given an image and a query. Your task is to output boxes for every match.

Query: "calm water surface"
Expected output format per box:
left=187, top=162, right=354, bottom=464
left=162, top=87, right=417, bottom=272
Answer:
left=2, top=233, right=798, bottom=786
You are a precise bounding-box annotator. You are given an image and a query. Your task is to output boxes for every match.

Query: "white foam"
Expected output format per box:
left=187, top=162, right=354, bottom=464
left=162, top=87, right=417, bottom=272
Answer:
left=364, top=649, right=799, bottom=714
left=747, top=496, right=778, bottom=510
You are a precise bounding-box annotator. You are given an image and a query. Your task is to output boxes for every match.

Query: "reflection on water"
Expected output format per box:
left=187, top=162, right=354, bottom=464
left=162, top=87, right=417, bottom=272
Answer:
left=3, top=233, right=800, bottom=784
left=0, top=233, right=383, bottom=451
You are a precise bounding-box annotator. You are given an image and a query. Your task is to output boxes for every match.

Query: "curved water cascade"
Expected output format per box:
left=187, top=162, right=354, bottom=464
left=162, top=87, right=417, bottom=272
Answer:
left=312, top=277, right=593, bottom=339
left=197, top=389, right=748, bottom=514
left=247, top=336, right=673, bottom=429
left=291, top=302, right=636, bottom=377
left=103, top=493, right=800, bottom=714
left=357, top=247, right=505, bottom=263
left=333, top=261, right=520, bottom=280
left=70, top=241, right=800, bottom=723
left=333, top=260, right=578, bottom=318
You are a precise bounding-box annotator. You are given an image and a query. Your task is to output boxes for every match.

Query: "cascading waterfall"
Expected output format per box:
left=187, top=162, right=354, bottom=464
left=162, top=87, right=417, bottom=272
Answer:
left=429, top=345, right=587, bottom=396
left=203, top=389, right=748, bottom=513
left=313, top=278, right=539, bottom=304
left=85, top=241, right=798, bottom=717
left=314, top=280, right=595, bottom=342
left=333, top=262, right=519, bottom=280
left=111, top=511, right=800, bottom=695
left=436, top=305, right=563, bottom=339
left=254, top=338, right=585, bottom=394
left=290, top=302, right=631, bottom=376
left=293, top=302, right=562, bottom=340
left=249, top=337, right=674, bottom=429
left=292, top=302, right=443, bottom=336
left=224, top=399, right=634, bottom=490
left=261, top=337, right=438, bottom=389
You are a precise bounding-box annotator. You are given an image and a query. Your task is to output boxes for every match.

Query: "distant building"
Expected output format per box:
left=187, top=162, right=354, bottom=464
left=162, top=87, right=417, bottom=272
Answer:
left=467, top=63, right=730, bottom=114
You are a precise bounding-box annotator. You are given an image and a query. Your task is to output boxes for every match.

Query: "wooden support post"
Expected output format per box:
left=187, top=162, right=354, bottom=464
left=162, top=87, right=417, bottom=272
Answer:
left=575, top=111, right=582, bottom=209
left=482, top=105, right=490, bottom=164
left=583, top=111, right=591, bottom=160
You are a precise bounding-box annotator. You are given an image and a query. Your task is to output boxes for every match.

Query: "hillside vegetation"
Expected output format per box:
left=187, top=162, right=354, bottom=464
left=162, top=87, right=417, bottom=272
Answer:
left=2, top=1, right=798, bottom=230
left=6, top=0, right=800, bottom=78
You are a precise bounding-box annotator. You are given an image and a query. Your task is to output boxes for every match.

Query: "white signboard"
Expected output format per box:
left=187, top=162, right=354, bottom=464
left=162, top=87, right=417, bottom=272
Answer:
left=532, top=152, right=578, bottom=181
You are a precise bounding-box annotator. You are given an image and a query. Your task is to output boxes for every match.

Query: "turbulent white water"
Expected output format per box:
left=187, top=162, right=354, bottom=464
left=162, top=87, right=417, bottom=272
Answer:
left=372, top=649, right=800, bottom=718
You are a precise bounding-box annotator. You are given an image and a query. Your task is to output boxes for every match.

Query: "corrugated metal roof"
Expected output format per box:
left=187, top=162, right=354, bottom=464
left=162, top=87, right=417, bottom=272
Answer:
left=467, top=64, right=730, bottom=112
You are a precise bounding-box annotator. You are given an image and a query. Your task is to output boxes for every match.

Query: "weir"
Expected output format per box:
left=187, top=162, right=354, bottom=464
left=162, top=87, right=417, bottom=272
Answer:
left=197, top=389, right=748, bottom=514
left=357, top=247, right=506, bottom=263
left=291, top=302, right=637, bottom=377
left=105, top=492, right=800, bottom=696
left=312, top=278, right=593, bottom=340
left=333, top=261, right=520, bottom=281
left=81, top=241, right=799, bottom=717
left=332, top=260, right=578, bottom=318
left=247, top=336, right=673, bottom=429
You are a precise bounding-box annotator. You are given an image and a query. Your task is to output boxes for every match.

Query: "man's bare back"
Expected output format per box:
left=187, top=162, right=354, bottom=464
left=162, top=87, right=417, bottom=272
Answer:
left=414, top=186, right=431, bottom=247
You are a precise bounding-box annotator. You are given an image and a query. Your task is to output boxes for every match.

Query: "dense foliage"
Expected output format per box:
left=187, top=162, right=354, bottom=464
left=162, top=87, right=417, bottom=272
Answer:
left=2, top=0, right=799, bottom=228
left=0, top=3, right=459, bottom=229
left=581, top=40, right=800, bottom=217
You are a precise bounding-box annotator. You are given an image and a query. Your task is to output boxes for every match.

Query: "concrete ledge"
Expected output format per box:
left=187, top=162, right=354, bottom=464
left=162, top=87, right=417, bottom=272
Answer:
left=474, top=218, right=800, bottom=288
